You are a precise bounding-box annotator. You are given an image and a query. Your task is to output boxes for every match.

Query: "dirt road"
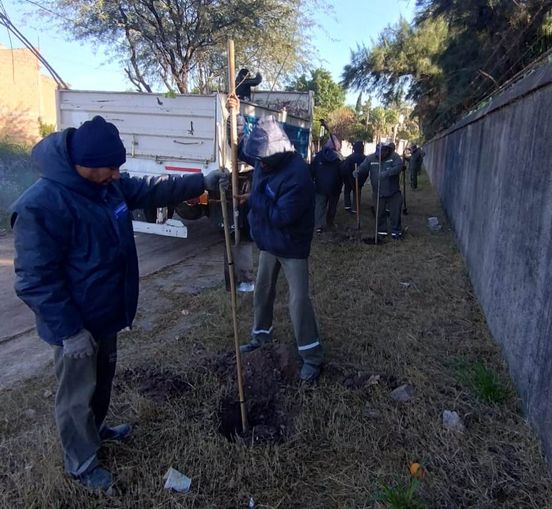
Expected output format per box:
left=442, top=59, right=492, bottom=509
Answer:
left=0, top=218, right=224, bottom=387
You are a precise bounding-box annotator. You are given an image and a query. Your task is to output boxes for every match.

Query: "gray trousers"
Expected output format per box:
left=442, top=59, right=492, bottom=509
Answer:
left=315, top=193, right=339, bottom=229
left=375, top=191, right=402, bottom=234
left=53, top=334, right=117, bottom=476
left=253, top=251, right=323, bottom=367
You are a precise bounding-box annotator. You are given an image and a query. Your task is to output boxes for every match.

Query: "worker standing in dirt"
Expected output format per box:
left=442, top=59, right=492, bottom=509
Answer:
left=356, top=141, right=404, bottom=239
left=228, top=96, right=323, bottom=383
left=340, top=140, right=366, bottom=213
left=310, top=134, right=343, bottom=233
left=408, top=144, right=425, bottom=189
left=10, top=116, right=228, bottom=493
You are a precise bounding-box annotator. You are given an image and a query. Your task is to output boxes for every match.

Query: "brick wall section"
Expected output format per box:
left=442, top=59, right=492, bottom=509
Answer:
left=0, top=46, right=57, bottom=141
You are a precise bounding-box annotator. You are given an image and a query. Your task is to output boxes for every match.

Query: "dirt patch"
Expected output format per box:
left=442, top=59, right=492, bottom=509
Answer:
left=117, top=367, right=192, bottom=402
left=218, top=343, right=300, bottom=444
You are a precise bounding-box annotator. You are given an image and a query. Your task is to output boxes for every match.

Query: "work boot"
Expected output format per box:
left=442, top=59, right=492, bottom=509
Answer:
left=300, top=362, right=321, bottom=384
left=240, top=337, right=271, bottom=353
left=74, top=465, right=113, bottom=493
left=100, top=423, right=132, bottom=442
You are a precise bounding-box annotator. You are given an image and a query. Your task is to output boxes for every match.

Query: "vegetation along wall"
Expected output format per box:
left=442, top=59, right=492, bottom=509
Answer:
left=424, top=61, right=552, bottom=464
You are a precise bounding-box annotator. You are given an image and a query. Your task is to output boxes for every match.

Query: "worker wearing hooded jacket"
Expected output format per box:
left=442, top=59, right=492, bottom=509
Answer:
left=233, top=111, right=323, bottom=382
left=310, top=135, right=343, bottom=233
left=357, top=142, right=404, bottom=238
left=340, top=140, right=366, bottom=212
left=10, top=116, right=227, bottom=492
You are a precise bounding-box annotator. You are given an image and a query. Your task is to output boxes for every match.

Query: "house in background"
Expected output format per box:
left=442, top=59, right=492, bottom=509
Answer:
left=0, top=44, right=58, bottom=143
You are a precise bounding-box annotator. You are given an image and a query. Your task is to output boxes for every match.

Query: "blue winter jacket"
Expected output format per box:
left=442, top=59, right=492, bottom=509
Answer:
left=310, top=147, right=343, bottom=196
left=10, top=129, right=205, bottom=345
left=240, top=149, right=315, bottom=259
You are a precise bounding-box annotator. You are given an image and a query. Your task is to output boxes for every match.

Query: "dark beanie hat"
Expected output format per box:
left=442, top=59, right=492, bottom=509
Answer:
left=68, top=115, right=126, bottom=168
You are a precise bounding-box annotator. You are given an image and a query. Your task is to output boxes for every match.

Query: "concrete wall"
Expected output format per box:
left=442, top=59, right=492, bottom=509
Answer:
left=424, top=62, right=552, bottom=462
left=0, top=45, right=57, bottom=142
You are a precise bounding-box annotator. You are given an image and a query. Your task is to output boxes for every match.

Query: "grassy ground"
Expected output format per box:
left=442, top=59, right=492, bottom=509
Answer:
left=1, top=174, right=551, bottom=508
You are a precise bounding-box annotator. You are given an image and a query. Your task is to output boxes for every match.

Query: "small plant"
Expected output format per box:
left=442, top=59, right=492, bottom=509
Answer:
left=455, top=360, right=511, bottom=403
left=38, top=117, right=55, bottom=138
left=380, top=479, right=426, bottom=509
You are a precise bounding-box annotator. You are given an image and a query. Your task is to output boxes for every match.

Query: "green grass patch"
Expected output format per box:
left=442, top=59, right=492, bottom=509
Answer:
left=454, top=360, right=512, bottom=403
left=375, top=479, right=426, bottom=509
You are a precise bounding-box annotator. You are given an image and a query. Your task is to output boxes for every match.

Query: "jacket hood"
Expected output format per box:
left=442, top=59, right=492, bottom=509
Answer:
left=319, top=146, right=341, bottom=163
left=32, top=130, right=105, bottom=200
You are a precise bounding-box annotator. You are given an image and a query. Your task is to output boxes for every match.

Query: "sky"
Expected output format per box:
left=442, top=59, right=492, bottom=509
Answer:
left=0, top=0, right=416, bottom=104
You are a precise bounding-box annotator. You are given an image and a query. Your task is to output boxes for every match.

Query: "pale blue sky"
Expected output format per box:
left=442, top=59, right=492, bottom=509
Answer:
left=0, top=0, right=415, bottom=104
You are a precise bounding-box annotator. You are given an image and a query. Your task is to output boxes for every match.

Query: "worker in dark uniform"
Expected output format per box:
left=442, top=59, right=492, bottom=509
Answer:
left=408, top=144, right=425, bottom=189
left=340, top=140, right=366, bottom=213
left=236, top=69, right=263, bottom=101
left=356, top=141, right=404, bottom=238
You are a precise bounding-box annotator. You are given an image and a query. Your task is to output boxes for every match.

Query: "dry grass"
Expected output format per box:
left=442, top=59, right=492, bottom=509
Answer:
left=1, top=174, right=551, bottom=508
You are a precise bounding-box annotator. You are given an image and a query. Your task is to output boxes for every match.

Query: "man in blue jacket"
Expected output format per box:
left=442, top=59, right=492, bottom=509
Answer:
left=10, top=116, right=227, bottom=492
left=311, top=134, right=343, bottom=233
left=232, top=111, right=323, bottom=383
left=340, top=140, right=366, bottom=213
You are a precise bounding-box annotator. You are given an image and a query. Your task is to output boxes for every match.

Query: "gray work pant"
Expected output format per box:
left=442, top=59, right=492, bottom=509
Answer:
left=52, top=334, right=117, bottom=476
left=375, top=191, right=402, bottom=234
left=253, top=251, right=323, bottom=367
left=315, top=193, right=339, bottom=229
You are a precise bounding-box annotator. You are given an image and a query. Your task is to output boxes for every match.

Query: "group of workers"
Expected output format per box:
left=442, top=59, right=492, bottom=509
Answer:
left=311, top=136, right=425, bottom=239
left=9, top=91, right=423, bottom=492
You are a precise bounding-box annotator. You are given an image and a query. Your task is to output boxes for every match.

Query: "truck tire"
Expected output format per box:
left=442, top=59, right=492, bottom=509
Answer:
left=175, top=202, right=204, bottom=220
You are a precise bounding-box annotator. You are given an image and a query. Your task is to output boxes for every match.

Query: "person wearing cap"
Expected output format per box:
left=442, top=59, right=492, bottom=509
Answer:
left=227, top=96, right=323, bottom=382
left=10, top=115, right=227, bottom=492
left=235, top=68, right=263, bottom=101
left=310, top=134, right=344, bottom=233
left=356, top=141, right=404, bottom=239
left=340, top=140, right=366, bottom=213
left=408, top=144, right=425, bottom=189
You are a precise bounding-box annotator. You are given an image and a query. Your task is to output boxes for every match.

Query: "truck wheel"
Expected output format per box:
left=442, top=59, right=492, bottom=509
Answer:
left=175, top=202, right=203, bottom=220
left=142, top=207, right=175, bottom=223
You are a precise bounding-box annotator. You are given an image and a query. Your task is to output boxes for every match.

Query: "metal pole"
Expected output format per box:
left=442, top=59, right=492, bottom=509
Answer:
left=227, top=39, right=240, bottom=246
left=220, top=183, right=248, bottom=433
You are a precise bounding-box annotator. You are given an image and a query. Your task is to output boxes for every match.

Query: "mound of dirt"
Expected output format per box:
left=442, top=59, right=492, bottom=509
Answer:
left=218, top=343, right=300, bottom=445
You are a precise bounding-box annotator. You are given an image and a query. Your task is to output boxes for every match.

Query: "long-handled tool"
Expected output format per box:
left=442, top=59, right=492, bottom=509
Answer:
left=219, top=182, right=248, bottom=433
left=354, top=163, right=361, bottom=230
left=402, top=162, right=408, bottom=215
left=227, top=39, right=240, bottom=246
left=374, top=141, right=382, bottom=244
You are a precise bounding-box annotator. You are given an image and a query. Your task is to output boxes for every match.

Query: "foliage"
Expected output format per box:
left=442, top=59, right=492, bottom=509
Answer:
left=38, top=118, right=55, bottom=138
left=44, top=0, right=324, bottom=93
left=287, top=67, right=346, bottom=141
left=342, top=1, right=552, bottom=136
left=377, top=479, right=426, bottom=509
left=455, top=360, right=512, bottom=404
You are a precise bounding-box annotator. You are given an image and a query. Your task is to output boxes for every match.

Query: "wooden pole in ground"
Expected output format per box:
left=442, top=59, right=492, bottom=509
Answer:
left=227, top=39, right=240, bottom=246
left=355, top=163, right=361, bottom=230
left=219, top=183, right=248, bottom=433
left=374, top=138, right=382, bottom=245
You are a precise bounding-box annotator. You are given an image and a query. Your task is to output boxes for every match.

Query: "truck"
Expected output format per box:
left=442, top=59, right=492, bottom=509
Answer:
left=56, top=89, right=314, bottom=238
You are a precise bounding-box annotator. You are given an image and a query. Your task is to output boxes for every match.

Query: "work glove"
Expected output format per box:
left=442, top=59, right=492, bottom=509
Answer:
left=63, top=329, right=96, bottom=359
left=352, top=168, right=360, bottom=178
left=204, top=169, right=230, bottom=192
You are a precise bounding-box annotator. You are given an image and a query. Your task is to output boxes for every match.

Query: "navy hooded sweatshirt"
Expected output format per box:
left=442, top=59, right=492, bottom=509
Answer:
left=310, top=147, right=343, bottom=196
left=11, top=129, right=205, bottom=345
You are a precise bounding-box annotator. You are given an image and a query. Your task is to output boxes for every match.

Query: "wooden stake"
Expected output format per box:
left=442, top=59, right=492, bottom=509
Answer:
left=220, top=183, right=248, bottom=433
left=355, top=163, right=361, bottom=231
left=227, top=39, right=240, bottom=246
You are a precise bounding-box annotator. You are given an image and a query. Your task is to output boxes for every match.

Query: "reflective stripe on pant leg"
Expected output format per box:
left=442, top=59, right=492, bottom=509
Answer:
left=279, top=257, right=323, bottom=367
left=252, top=251, right=280, bottom=343
left=53, top=345, right=101, bottom=476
